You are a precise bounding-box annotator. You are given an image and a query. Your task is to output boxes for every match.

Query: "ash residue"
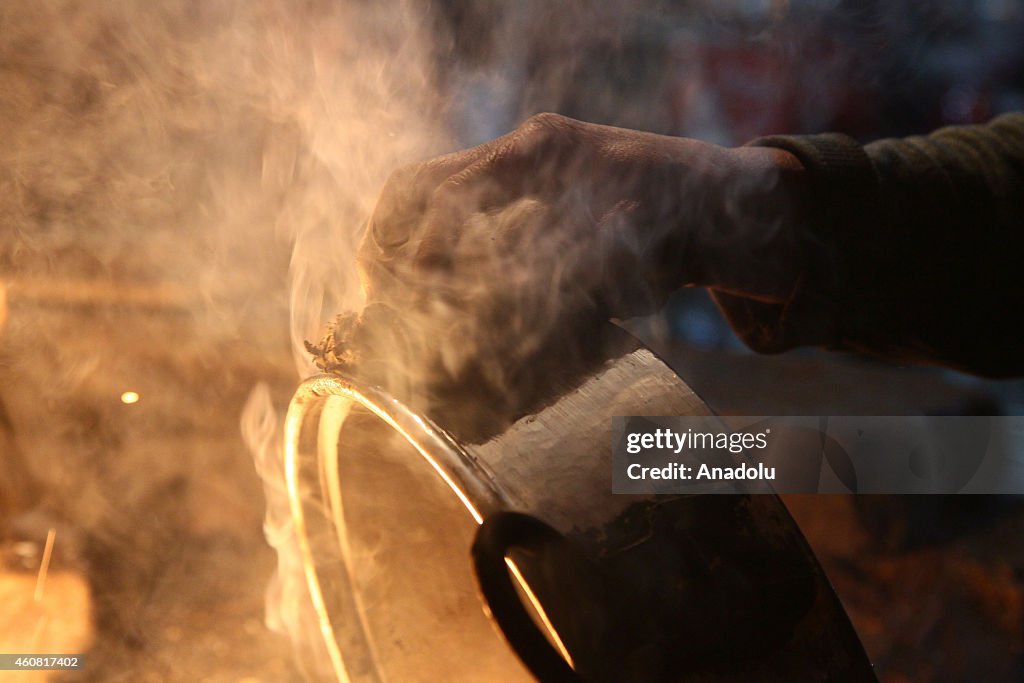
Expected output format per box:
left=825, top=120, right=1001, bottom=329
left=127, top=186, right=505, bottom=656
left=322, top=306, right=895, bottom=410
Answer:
left=305, top=313, right=361, bottom=375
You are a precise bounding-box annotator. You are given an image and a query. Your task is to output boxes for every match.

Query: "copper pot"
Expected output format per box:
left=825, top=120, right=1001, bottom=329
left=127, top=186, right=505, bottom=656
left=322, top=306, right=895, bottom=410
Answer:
left=283, top=340, right=874, bottom=682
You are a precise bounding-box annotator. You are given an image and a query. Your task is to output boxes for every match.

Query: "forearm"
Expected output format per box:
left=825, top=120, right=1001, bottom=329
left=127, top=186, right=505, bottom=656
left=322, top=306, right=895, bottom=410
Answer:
left=714, top=113, right=1024, bottom=377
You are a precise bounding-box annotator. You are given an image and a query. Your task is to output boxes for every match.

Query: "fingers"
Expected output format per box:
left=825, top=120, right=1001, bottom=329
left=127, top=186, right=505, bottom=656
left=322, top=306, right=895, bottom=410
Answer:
left=411, top=157, right=509, bottom=270
left=360, top=143, right=503, bottom=302
left=367, top=149, right=478, bottom=253
left=366, top=114, right=570, bottom=254
left=363, top=112, right=612, bottom=306
left=411, top=115, right=592, bottom=270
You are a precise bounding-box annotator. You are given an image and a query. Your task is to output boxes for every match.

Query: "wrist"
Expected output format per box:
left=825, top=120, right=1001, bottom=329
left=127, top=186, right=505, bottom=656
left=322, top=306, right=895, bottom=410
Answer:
left=681, top=145, right=811, bottom=301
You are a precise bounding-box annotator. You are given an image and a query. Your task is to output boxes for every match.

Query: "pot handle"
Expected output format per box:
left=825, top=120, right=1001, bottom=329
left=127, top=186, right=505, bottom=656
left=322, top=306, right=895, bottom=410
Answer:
left=472, top=511, right=583, bottom=682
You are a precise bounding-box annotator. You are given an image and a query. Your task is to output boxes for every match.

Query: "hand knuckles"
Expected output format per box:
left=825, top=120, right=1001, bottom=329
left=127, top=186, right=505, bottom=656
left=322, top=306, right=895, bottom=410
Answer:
left=434, top=166, right=493, bottom=208
left=428, top=177, right=462, bottom=208
left=379, top=163, right=421, bottom=197
left=513, top=113, right=586, bottom=166
left=371, top=163, right=436, bottom=249
left=520, top=112, right=572, bottom=136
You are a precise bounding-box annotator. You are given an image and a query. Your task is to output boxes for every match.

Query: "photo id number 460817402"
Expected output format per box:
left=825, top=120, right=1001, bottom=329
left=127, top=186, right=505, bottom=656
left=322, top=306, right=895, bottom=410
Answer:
left=0, top=654, right=85, bottom=670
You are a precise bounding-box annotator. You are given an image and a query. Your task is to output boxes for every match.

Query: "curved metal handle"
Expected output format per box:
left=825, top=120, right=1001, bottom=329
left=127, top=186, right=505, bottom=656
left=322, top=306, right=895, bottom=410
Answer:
left=472, top=512, right=582, bottom=683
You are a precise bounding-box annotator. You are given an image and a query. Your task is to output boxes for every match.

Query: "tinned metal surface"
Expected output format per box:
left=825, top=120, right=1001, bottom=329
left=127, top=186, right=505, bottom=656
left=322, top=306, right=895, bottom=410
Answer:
left=284, top=348, right=876, bottom=682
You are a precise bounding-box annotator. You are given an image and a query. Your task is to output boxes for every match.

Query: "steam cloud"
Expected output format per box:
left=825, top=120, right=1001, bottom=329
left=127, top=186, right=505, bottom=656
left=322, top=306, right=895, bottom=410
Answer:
left=1, top=0, right=451, bottom=374
left=2, top=0, right=449, bottom=676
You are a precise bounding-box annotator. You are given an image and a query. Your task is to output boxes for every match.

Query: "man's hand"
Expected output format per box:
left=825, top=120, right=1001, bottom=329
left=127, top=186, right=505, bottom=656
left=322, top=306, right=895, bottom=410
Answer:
left=362, top=112, right=806, bottom=307
left=335, top=114, right=808, bottom=438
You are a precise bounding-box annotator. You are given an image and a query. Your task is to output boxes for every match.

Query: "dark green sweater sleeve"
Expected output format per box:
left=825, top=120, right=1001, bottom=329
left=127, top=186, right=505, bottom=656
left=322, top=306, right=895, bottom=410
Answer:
left=713, top=112, right=1024, bottom=377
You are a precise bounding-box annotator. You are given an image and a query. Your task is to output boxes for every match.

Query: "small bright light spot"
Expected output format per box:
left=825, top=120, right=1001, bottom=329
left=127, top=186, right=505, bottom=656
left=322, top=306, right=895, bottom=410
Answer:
left=120, top=391, right=140, bottom=405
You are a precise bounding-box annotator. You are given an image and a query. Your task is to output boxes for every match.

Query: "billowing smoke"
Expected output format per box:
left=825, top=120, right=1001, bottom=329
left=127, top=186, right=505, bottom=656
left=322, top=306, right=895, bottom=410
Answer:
left=241, top=382, right=337, bottom=681
left=1, top=0, right=451, bottom=371
left=1, top=0, right=450, bottom=676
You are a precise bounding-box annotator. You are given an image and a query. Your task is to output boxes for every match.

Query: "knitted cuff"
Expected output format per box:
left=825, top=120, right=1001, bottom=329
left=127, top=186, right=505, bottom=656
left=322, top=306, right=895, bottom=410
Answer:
left=710, top=133, right=879, bottom=353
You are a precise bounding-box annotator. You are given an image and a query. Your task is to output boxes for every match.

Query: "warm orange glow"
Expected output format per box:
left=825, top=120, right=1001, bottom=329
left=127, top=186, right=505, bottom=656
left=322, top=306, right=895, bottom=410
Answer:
left=284, top=376, right=573, bottom=681
left=120, top=391, right=140, bottom=405
left=284, top=396, right=351, bottom=683
left=34, top=528, right=56, bottom=603
left=505, top=557, right=575, bottom=669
